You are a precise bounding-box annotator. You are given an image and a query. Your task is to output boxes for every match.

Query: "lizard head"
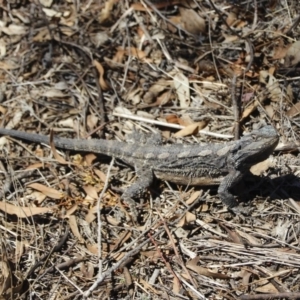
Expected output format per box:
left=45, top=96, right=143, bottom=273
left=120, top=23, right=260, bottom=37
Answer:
left=229, top=125, right=279, bottom=171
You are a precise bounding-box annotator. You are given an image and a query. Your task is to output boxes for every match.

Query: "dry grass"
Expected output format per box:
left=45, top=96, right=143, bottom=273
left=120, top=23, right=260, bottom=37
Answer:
left=1, top=0, right=300, bottom=299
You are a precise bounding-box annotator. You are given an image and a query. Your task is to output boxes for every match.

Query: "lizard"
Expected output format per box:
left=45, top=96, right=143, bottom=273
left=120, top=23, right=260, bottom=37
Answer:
left=0, top=125, right=279, bottom=221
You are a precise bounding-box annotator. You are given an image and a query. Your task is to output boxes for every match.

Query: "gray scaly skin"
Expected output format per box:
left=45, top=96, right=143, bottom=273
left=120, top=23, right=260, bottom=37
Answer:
left=0, top=126, right=279, bottom=220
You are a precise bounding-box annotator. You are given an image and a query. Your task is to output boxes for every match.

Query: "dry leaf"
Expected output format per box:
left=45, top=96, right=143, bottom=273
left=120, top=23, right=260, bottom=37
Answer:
left=0, top=257, right=12, bottom=295
left=236, top=230, right=261, bottom=245
left=284, top=41, right=300, bottom=67
left=87, top=243, right=98, bottom=255
left=0, top=201, right=54, bottom=218
left=39, top=0, right=53, bottom=7
left=186, top=191, right=202, bottom=205
left=94, top=168, right=107, bottom=182
left=59, top=6, right=76, bottom=27
left=173, top=123, right=199, bottom=137
left=29, top=191, right=47, bottom=204
left=14, top=240, right=25, bottom=263
left=221, top=226, right=244, bottom=244
left=143, top=79, right=171, bottom=104
left=0, top=23, right=27, bottom=35
left=0, top=137, right=10, bottom=150
left=186, top=257, right=229, bottom=279
left=83, top=185, right=98, bottom=200
left=264, top=105, right=275, bottom=119
left=240, top=269, right=252, bottom=286
left=123, top=267, right=133, bottom=289
left=64, top=204, right=78, bottom=218
left=289, top=198, right=300, bottom=214
left=259, top=70, right=282, bottom=102
left=42, top=8, right=61, bottom=17
left=222, top=33, right=239, bottom=43
left=49, top=131, right=69, bottom=164
left=112, top=47, right=125, bottom=63
left=32, top=27, right=51, bottom=42
left=0, top=60, right=19, bottom=70
left=177, top=211, right=196, bottom=227
left=27, top=183, right=64, bottom=199
left=106, top=215, right=120, bottom=225
left=272, top=45, right=289, bottom=60
left=141, top=250, right=160, bottom=259
left=85, top=209, right=96, bottom=223
left=42, top=89, right=67, bottom=98
left=87, top=114, right=98, bottom=131
left=173, top=72, right=190, bottom=108
left=179, top=8, right=206, bottom=34
left=173, top=276, right=181, bottom=295
left=0, top=39, right=6, bottom=57
left=177, top=114, right=194, bottom=126
left=255, top=282, right=278, bottom=293
left=80, top=262, right=94, bottom=279
left=286, top=102, right=300, bottom=118
left=165, top=114, right=179, bottom=124
left=149, top=90, right=171, bottom=106
left=99, top=0, right=116, bottom=23
left=250, top=157, right=275, bottom=176
left=5, top=111, right=23, bottom=129
left=55, top=119, right=74, bottom=130
left=111, top=232, right=132, bottom=251
left=174, top=227, right=189, bottom=238
left=125, top=88, right=142, bottom=105
left=69, top=215, right=84, bottom=243
left=226, top=12, right=237, bottom=26
left=167, top=16, right=182, bottom=33
left=93, top=60, right=110, bottom=90
left=241, top=100, right=259, bottom=120
left=132, top=1, right=180, bottom=11
left=139, top=278, right=160, bottom=293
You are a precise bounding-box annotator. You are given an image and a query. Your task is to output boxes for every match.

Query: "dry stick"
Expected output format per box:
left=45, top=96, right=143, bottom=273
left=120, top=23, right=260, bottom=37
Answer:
left=256, top=267, right=287, bottom=294
left=84, top=191, right=211, bottom=297
left=206, top=1, right=255, bottom=71
left=285, top=14, right=300, bottom=35
left=97, top=158, right=115, bottom=276
left=54, top=38, right=106, bottom=132
left=158, top=212, right=198, bottom=288
left=252, top=0, right=258, bottom=30
left=25, top=10, right=106, bottom=137
left=26, top=226, right=70, bottom=279
left=231, top=75, right=240, bottom=140
left=207, top=0, right=241, bottom=38
left=113, top=112, right=234, bottom=139
left=84, top=194, right=210, bottom=297
left=35, top=239, right=79, bottom=282
left=84, top=228, right=164, bottom=298
left=240, top=292, right=300, bottom=300
left=143, top=0, right=194, bottom=37
left=147, top=231, right=181, bottom=288
left=208, top=17, right=222, bottom=83
left=0, top=168, right=35, bottom=199
left=91, top=62, right=106, bottom=130
left=207, top=0, right=254, bottom=138
left=244, top=38, right=254, bottom=74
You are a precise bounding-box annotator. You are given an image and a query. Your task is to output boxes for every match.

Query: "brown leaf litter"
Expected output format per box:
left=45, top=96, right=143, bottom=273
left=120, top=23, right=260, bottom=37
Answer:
left=0, top=0, right=300, bottom=299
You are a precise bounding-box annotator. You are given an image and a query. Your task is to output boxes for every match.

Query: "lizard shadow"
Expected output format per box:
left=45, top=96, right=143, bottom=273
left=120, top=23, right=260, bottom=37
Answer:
left=159, top=172, right=300, bottom=208
left=235, top=173, right=300, bottom=205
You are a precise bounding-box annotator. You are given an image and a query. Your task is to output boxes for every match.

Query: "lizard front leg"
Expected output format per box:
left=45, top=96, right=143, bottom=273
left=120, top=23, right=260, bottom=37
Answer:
left=217, top=169, right=244, bottom=212
left=121, top=165, right=154, bottom=222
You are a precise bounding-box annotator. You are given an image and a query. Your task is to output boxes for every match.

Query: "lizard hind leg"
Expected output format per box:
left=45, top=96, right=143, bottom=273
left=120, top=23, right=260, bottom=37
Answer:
left=121, top=164, right=154, bottom=222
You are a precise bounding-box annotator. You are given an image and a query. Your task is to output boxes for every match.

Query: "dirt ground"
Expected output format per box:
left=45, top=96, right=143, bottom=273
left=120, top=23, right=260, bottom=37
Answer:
left=1, top=0, right=300, bottom=299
